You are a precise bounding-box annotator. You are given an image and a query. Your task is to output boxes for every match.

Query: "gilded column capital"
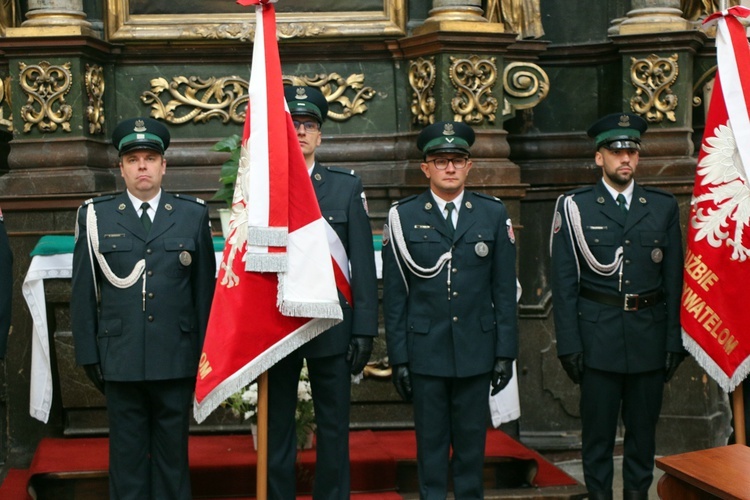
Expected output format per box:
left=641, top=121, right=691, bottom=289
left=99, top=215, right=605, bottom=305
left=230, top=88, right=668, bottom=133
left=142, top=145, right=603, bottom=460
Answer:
left=619, top=0, right=690, bottom=35
left=414, top=0, right=506, bottom=36
left=7, top=0, right=95, bottom=37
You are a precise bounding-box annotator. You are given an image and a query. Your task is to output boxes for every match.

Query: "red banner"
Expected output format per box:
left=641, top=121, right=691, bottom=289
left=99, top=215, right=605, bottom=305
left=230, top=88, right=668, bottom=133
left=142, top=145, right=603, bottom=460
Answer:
left=681, top=6, right=750, bottom=392
left=193, top=0, right=342, bottom=422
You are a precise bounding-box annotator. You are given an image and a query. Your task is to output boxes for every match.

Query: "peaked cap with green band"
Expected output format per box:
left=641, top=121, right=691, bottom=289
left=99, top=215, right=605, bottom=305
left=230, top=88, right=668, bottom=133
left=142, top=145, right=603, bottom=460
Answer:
left=587, top=112, right=648, bottom=150
left=111, top=117, right=170, bottom=156
left=284, top=85, right=329, bottom=124
left=417, top=121, right=475, bottom=157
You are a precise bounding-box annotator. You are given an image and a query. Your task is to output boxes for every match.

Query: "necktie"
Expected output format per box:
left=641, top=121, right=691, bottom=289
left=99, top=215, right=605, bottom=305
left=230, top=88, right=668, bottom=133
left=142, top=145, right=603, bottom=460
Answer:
left=140, top=202, right=152, bottom=232
left=445, top=202, right=456, bottom=235
left=616, top=194, right=628, bottom=215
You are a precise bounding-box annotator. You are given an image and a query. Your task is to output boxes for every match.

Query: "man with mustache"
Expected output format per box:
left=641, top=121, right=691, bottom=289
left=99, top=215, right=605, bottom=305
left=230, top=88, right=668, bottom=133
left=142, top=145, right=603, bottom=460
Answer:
left=550, top=112, right=686, bottom=500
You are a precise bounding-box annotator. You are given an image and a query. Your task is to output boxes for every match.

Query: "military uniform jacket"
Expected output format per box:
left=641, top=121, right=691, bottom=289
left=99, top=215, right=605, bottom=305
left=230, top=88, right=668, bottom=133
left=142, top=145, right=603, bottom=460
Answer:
left=383, top=190, right=518, bottom=378
left=0, top=211, right=12, bottom=358
left=550, top=179, right=684, bottom=373
left=71, top=191, right=216, bottom=381
left=300, top=164, right=378, bottom=358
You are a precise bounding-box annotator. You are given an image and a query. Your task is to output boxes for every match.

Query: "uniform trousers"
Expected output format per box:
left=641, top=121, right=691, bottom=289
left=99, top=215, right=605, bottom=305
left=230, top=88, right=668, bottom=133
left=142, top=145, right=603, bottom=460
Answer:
left=105, top=377, right=195, bottom=500
left=411, top=372, right=490, bottom=500
left=268, top=352, right=351, bottom=500
left=580, top=368, right=664, bottom=493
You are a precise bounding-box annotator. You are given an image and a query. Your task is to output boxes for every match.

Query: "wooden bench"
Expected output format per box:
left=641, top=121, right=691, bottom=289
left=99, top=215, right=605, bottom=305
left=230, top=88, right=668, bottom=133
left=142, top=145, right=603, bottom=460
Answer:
left=656, top=444, right=750, bottom=499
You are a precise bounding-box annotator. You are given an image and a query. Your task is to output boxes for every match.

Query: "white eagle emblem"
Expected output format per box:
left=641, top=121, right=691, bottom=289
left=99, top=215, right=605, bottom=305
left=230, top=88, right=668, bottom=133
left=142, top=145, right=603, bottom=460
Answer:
left=220, top=143, right=252, bottom=287
left=691, top=121, right=750, bottom=261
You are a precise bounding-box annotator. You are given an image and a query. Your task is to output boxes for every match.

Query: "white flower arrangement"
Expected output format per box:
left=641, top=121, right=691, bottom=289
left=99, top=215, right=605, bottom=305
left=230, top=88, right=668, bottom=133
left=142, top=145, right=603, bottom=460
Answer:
left=225, top=361, right=315, bottom=448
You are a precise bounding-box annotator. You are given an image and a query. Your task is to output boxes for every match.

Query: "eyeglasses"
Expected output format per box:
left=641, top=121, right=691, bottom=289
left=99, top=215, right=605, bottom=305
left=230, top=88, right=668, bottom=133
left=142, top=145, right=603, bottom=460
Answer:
left=293, top=120, right=320, bottom=132
left=427, top=157, right=469, bottom=170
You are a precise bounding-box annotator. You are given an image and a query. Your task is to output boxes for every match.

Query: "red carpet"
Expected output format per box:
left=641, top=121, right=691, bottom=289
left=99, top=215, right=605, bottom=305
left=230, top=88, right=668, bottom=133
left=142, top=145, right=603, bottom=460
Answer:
left=0, top=469, right=30, bottom=499
left=0, top=429, right=577, bottom=499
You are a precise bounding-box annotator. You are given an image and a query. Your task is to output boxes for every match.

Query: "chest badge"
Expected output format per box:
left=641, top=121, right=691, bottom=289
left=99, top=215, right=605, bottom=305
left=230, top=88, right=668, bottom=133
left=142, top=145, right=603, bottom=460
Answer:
left=179, top=251, right=192, bottom=266
left=651, top=248, right=663, bottom=263
left=475, top=241, right=489, bottom=257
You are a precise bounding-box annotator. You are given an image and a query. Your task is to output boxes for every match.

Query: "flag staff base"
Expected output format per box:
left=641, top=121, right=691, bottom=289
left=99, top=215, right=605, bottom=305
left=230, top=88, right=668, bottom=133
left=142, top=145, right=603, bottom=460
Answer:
left=732, top=382, right=746, bottom=446
left=256, top=371, right=269, bottom=500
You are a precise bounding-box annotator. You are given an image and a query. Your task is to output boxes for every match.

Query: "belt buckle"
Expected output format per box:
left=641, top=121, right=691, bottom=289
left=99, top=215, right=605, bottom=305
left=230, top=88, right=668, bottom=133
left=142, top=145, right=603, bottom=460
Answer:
left=624, top=293, right=639, bottom=311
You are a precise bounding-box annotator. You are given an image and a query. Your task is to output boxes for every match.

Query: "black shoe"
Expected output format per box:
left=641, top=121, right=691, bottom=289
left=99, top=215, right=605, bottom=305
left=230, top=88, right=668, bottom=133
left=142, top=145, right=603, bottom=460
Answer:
left=587, top=491, right=613, bottom=500
left=623, top=490, right=648, bottom=500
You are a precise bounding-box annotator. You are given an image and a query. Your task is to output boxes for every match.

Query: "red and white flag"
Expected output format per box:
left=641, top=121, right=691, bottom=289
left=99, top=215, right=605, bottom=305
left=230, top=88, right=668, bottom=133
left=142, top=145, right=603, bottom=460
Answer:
left=681, top=6, right=750, bottom=393
left=194, top=0, right=342, bottom=422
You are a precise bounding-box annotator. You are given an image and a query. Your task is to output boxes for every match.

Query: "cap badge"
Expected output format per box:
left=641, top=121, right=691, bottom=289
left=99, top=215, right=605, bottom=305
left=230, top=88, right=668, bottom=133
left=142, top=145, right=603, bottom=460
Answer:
left=442, top=123, right=456, bottom=136
left=133, top=119, right=146, bottom=133
left=296, top=88, right=308, bottom=100
left=618, top=115, right=630, bottom=128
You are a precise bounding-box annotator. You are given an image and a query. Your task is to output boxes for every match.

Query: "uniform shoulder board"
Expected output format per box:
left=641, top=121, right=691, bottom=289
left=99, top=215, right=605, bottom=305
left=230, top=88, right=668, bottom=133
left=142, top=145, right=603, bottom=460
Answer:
left=567, top=186, right=593, bottom=196
left=83, top=194, right=116, bottom=206
left=325, top=166, right=356, bottom=176
left=174, top=193, right=206, bottom=205
left=642, top=186, right=673, bottom=197
left=392, top=194, right=417, bottom=206
left=474, top=192, right=504, bottom=204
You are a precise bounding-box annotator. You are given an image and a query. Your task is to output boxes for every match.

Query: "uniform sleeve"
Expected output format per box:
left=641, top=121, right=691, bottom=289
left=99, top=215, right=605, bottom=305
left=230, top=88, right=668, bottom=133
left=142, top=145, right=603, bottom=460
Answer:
left=70, top=206, right=102, bottom=366
left=192, top=205, right=216, bottom=345
left=346, top=177, right=378, bottom=337
left=492, top=204, right=519, bottom=359
left=550, top=196, right=584, bottom=356
left=382, top=207, right=409, bottom=366
left=662, top=196, right=685, bottom=353
left=0, top=219, right=13, bottom=358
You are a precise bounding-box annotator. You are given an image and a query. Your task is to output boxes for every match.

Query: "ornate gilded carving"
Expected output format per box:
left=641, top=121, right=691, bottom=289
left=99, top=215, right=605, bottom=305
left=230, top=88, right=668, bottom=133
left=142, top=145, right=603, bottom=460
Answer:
left=107, top=0, right=406, bottom=41
left=630, top=53, right=679, bottom=123
left=681, top=0, right=738, bottom=21
left=0, top=76, right=12, bottom=132
left=485, top=0, right=545, bottom=39
left=19, top=61, right=73, bottom=133
left=85, top=64, right=105, bottom=135
left=502, top=61, right=549, bottom=118
left=141, top=73, right=375, bottom=125
left=188, top=22, right=325, bottom=41
left=408, top=57, right=437, bottom=126
left=449, top=55, right=498, bottom=125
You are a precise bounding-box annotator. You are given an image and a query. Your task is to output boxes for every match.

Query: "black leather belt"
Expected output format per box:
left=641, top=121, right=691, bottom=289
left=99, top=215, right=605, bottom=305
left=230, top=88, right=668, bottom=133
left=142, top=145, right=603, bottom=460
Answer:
left=579, top=287, right=665, bottom=311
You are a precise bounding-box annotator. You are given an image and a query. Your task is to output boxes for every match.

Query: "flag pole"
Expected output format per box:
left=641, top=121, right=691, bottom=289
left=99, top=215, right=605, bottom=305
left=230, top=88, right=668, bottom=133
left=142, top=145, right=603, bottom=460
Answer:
left=732, top=382, right=746, bottom=445
left=256, top=372, right=269, bottom=500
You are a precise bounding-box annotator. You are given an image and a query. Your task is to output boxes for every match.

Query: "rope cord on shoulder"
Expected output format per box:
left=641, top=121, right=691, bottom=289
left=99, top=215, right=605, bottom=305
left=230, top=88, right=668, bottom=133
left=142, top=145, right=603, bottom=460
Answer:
left=86, top=203, right=146, bottom=290
left=562, top=195, right=623, bottom=279
left=387, top=205, right=453, bottom=292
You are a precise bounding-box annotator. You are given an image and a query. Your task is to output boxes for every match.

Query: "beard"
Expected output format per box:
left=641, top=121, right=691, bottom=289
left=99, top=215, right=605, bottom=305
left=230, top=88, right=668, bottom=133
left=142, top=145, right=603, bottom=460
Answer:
left=604, top=167, right=632, bottom=187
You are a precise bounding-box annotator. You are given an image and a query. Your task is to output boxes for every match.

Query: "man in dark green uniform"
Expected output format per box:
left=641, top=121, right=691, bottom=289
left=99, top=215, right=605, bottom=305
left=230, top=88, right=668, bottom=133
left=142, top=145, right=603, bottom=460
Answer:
left=550, top=113, right=686, bottom=500
left=71, top=117, right=216, bottom=499
left=266, top=86, right=378, bottom=499
left=0, top=205, right=11, bottom=359
left=382, top=121, right=518, bottom=499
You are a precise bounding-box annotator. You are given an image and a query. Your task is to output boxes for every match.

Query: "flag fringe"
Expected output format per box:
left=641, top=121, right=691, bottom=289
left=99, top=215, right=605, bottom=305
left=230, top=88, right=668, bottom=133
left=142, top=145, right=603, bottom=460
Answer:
left=280, top=301, right=344, bottom=320
left=193, top=317, right=340, bottom=423
left=248, top=226, right=288, bottom=247
left=682, top=330, right=750, bottom=393
left=245, top=253, right=287, bottom=272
